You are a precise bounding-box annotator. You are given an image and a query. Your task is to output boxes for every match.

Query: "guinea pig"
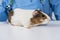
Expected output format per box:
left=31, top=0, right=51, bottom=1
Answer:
left=8, top=8, right=50, bottom=28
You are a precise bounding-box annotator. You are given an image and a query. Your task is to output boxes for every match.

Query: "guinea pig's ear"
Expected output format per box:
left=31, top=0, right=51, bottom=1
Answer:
left=33, top=10, right=38, bottom=14
left=32, top=9, right=42, bottom=16
left=35, top=9, right=41, bottom=11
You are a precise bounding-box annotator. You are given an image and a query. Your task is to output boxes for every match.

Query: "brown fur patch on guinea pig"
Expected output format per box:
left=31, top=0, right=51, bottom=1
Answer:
left=30, top=10, right=47, bottom=25
left=8, top=10, right=14, bottom=23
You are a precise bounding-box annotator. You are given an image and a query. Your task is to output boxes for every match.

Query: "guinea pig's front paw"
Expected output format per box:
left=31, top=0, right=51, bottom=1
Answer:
left=24, top=25, right=32, bottom=29
left=26, top=26, right=32, bottom=29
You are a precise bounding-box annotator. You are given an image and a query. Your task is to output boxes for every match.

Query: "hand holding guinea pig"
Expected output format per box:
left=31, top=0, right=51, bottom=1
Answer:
left=8, top=8, right=51, bottom=29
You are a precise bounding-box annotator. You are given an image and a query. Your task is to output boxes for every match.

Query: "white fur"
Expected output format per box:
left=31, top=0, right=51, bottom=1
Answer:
left=11, top=8, right=34, bottom=27
left=11, top=8, right=51, bottom=27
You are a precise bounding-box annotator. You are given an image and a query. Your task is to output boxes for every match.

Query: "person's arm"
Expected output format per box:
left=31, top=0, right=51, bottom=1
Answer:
left=51, top=0, right=60, bottom=20
left=0, top=0, right=9, bottom=21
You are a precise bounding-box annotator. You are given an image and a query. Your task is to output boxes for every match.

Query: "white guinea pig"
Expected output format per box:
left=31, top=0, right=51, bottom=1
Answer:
left=8, top=8, right=51, bottom=28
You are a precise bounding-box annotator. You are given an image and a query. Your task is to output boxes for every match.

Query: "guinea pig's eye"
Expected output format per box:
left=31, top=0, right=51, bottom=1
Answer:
left=42, top=15, right=45, bottom=17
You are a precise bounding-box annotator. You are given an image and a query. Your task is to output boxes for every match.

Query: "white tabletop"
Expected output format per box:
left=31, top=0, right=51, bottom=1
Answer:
left=0, top=21, right=60, bottom=40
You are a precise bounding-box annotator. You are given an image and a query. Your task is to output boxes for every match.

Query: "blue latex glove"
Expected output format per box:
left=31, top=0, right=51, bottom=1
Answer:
left=51, top=0, right=60, bottom=20
left=0, top=0, right=9, bottom=21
